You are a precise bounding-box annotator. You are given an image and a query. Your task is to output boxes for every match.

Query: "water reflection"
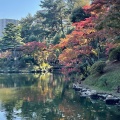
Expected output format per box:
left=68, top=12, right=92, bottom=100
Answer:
left=0, top=73, right=120, bottom=120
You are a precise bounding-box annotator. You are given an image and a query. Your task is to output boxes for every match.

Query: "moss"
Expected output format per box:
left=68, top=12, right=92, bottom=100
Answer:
left=90, top=61, right=106, bottom=74
left=84, top=62, right=120, bottom=93
left=109, top=46, right=120, bottom=61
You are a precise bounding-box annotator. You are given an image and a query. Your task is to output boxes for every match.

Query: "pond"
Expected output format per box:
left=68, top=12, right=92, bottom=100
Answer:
left=0, top=73, right=120, bottom=120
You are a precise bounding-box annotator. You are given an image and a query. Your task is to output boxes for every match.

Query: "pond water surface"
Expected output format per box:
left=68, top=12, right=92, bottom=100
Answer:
left=0, top=73, right=120, bottom=120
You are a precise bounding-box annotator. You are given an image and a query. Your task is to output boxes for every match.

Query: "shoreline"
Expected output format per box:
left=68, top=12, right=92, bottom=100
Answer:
left=82, top=83, right=120, bottom=97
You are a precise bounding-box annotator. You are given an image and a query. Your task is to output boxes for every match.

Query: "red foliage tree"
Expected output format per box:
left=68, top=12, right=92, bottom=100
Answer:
left=22, top=41, right=46, bottom=55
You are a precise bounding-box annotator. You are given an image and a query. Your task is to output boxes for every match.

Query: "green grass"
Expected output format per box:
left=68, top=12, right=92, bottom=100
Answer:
left=83, top=61, right=120, bottom=95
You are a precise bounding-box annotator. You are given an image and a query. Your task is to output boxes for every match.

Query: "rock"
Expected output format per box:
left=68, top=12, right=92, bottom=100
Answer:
left=98, top=93, right=108, bottom=100
left=91, top=90, right=97, bottom=94
left=74, top=87, right=81, bottom=91
left=81, top=88, right=87, bottom=92
left=80, top=91, right=89, bottom=97
left=73, top=83, right=82, bottom=91
left=79, top=89, right=92, bottom=97
left=90, top=94, right=99, bottom=100
left=105, top=95, right=120, bottom=105
left=89, top=90, right=99, bottom=100
left=73, top=85, right=120, bottom=106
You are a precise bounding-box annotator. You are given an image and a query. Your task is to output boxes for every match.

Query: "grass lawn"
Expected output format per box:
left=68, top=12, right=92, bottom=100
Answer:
left=83, top=61, right=120, bottom=96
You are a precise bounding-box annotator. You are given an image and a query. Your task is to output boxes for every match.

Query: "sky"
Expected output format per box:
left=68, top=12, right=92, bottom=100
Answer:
left=0, top=0, right=41, bottom=20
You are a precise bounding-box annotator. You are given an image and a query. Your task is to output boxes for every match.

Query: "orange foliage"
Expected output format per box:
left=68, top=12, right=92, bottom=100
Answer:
left=53, top=1, right=120, bottom=75
left=55, top=13, right=97, bottom=68
left=59, top=48, right=78, bottom=64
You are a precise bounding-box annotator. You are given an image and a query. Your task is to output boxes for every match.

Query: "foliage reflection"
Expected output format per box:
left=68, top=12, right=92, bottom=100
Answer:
left=0, top=73, right=120, bottom=120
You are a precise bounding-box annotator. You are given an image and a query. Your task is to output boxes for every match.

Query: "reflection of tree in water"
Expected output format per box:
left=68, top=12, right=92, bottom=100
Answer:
left=19, top=73, right=68, bottom=120
left=60, top=94, right=120, bottom=120
left=3, top=101, right=15, bottom=120
left=0, top=74, right=37, bottom=88
left=0, top=73, right=68, bottom=119
left=0, top=73, right=120, bottom=120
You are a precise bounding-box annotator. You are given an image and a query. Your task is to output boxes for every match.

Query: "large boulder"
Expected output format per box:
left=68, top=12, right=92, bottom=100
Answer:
left=105, top=95, right=120, bottom=105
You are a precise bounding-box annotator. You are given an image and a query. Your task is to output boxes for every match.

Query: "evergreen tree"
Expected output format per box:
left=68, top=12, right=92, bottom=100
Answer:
left=70, top=7, right=90, bottom=23
left=20, top=14, right=35, bottom=43
left=52, top=33, right=61, bottom=45
left=38, top=0, right=66, bottom=42
left=1, top=23, right=23, bottom=48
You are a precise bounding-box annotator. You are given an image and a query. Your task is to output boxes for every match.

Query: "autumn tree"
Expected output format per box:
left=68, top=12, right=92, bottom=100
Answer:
left=54, top=15, right=97, bottom=77
left=21, top=41, right=48, bottom=69
left=88, top=0, right=120, bottom=56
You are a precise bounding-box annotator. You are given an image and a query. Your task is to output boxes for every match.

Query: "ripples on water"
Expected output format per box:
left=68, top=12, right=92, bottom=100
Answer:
left=0, top=73, right=120, bottom=120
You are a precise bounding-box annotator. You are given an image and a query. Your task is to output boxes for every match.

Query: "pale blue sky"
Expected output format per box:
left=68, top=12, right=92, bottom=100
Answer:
left=0, top=0, right=41, bottom=20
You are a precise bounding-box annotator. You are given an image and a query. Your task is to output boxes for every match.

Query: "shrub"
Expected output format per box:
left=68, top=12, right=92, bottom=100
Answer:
left=90, top=61, right=106, bottom=74
left=109, top=46, right=120, bottom=61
